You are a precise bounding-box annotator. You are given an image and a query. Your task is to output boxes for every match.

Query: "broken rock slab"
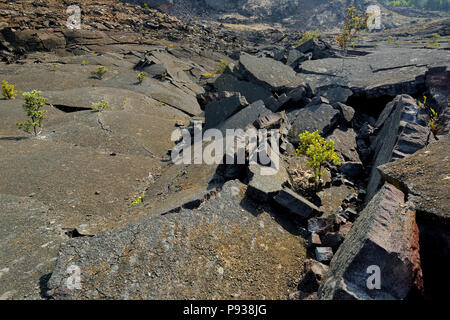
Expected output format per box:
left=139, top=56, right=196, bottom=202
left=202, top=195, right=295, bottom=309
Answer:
left=274, top=188, right=321, bottom=219
left=379, top=134, right=450, bottom=225
left=217, top=100, right=272, bottom=135
left=367, top=95, right=431, bottom=201
left=204, top=93, right=248, bottom=130
left=288, top=103, right=340, bottom=145
left=213, top=73, right=271, bottom=104
left=239, top=53, right=304, bottom=91
left=47, top=180, right=307, bottom=300
left=318, top=183, right=423, bottom=300
left=246, top=164, right=290, bottom=202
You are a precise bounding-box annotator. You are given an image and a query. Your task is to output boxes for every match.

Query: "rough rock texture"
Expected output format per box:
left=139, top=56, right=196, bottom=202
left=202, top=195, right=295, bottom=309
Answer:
left=366, top=95, right=430, bottom=201
left=274, top=188, right=321, bottom=219
left=0, top=194, right=63, bottom=300
left=47, top=180, right=307, bottom=299
left=299, top=48, right=450, bottom=99
left=379, top=134, right=450, bottom=224
left=288, top=103, right=340, bottom=144
left=247, top=164, right=289, bottom=202
left=239, top=53, right=303, bottom=91
left=217, top=100, right=272, bottom=135
left=205, top=93, right=248, bottom=129
left=318, top=183, right=423, bottom=300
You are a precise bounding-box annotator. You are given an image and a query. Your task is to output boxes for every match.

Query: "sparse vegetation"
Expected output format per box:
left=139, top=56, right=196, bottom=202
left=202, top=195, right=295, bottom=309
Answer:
left=429, top=107, right=438, bottom=134
left=417, top=96, right=439, bottom=134
left=91, top=66, right=108, bottom=79
left=296, top=130, right=341, bottom=188
left=215, top=60, right=229, bottom=74
left=428, top=33, right=441, bottom=47
left=201, top=72, right=215, bottom=79
left=92, top=100, right=110, bottom=112
left=137, top=71, right=148, bottom=84
left=336, top=7, right=369, bottom=51
left=16, top=90, right=48, bottom=136
left=1, top=80, right=18, bottom=100
left=297, top=30, right=320, bottom=47
left=130, top=192, right=145, bottom=207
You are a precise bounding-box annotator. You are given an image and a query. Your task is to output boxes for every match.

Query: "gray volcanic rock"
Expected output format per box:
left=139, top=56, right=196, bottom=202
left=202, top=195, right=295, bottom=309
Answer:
left=0, top=194, right=62, bottom=300
left=214, top=74, right=272, bottom=104
left=239, top=53, right=304, bottom=91
left=217, top=100, right=272, bottom=135
left=366, top=95, right=430, bottom=201
left=46, top=180, right=307, bottom=300
left=205, top=94, right=248, bottom=129
left=288, top=103, right=340, bottom=144
left=299, top=48, right=450, bottom=98
left=326, top=127, right=360, bottom=162
left=247, top=164, right=290, bottom=202
left=318, top=183, right=423, bottom=300
left=274, top=188, right=321, bottom=219
left=379, top=134, right=450, bottom=224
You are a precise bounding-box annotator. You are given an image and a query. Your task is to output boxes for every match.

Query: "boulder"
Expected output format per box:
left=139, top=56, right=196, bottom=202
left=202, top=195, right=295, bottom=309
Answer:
left=366, top=95, right=430, bottom=201
left=247, top=164, right=289, bottom=202
left=239, top=53, right=303, bottom=91
left=217, top=100, right=272, bottom=135
left=340, top=162, right=364, bottom=180
left=308, top=216, right=337, bottom=235
left=288, top=103, right=340, bottom=145
left=379, top=134, right=450, bottom=225
left=274, top=188, right=321, bottom=219
left=333, top=102, right=355, bottom=124
left=321, top=232, right=345, bottom=253
left=204, top=94, right=248, bottom=129
left=327, top=127, right=360, bottom=163
left=214, top=73, right=272, bottom=104
left=318, top=183, right=423, bottom=300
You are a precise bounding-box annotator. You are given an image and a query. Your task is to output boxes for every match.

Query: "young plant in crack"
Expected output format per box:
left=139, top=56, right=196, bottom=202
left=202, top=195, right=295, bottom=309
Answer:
left=336, top=6, right=369, bottom=75
left=296, top=130, right=341, bottom=190
left=16, top=90, right=48, bottom=136
left=92, top=100, right=110, bottom=112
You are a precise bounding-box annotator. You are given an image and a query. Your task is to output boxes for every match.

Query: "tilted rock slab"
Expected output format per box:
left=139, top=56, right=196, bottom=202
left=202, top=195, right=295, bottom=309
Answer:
left=239, top=53, right=304, bottom=91
left=366, top=95, right=430, bottom=201
left=47, top=180, right=306, bottom=300
left=318, top=183, right=423, bottom=300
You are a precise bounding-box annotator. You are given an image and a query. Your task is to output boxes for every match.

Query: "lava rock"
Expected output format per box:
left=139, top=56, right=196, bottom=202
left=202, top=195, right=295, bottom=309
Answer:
left=315, top=247, right=334, bottom=263
left=274, top=188, right=321, bottom=219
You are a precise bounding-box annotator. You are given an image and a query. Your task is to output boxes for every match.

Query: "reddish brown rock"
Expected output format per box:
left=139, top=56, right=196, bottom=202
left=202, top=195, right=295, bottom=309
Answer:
left=318, top=183, right=423, bottom=300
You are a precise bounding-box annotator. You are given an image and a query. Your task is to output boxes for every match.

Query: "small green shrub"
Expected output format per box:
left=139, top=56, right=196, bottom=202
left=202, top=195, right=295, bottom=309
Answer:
left=428, top=33, right=441, bottom=47
left=387, top=35, right=394, bottom=45
left=130, top=192, right=145, bottom=207
left=1, top=80, right=18, bottom=100
left=143, top=3, right=149, bottom=9
left=91, top=66, right=108, bottom=79
left=16, top=90, right=48, bottom=136
left=92, top=100, right=110, bottom=112
left=215, top=60, right=229, bottom=74
left=137, top=71, right=148, bottom=84
left=297, top=30, right=320, bottom=47
left=429, top=108, right=438, bottom=134
left=296, top=130, right=341, bottom=187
